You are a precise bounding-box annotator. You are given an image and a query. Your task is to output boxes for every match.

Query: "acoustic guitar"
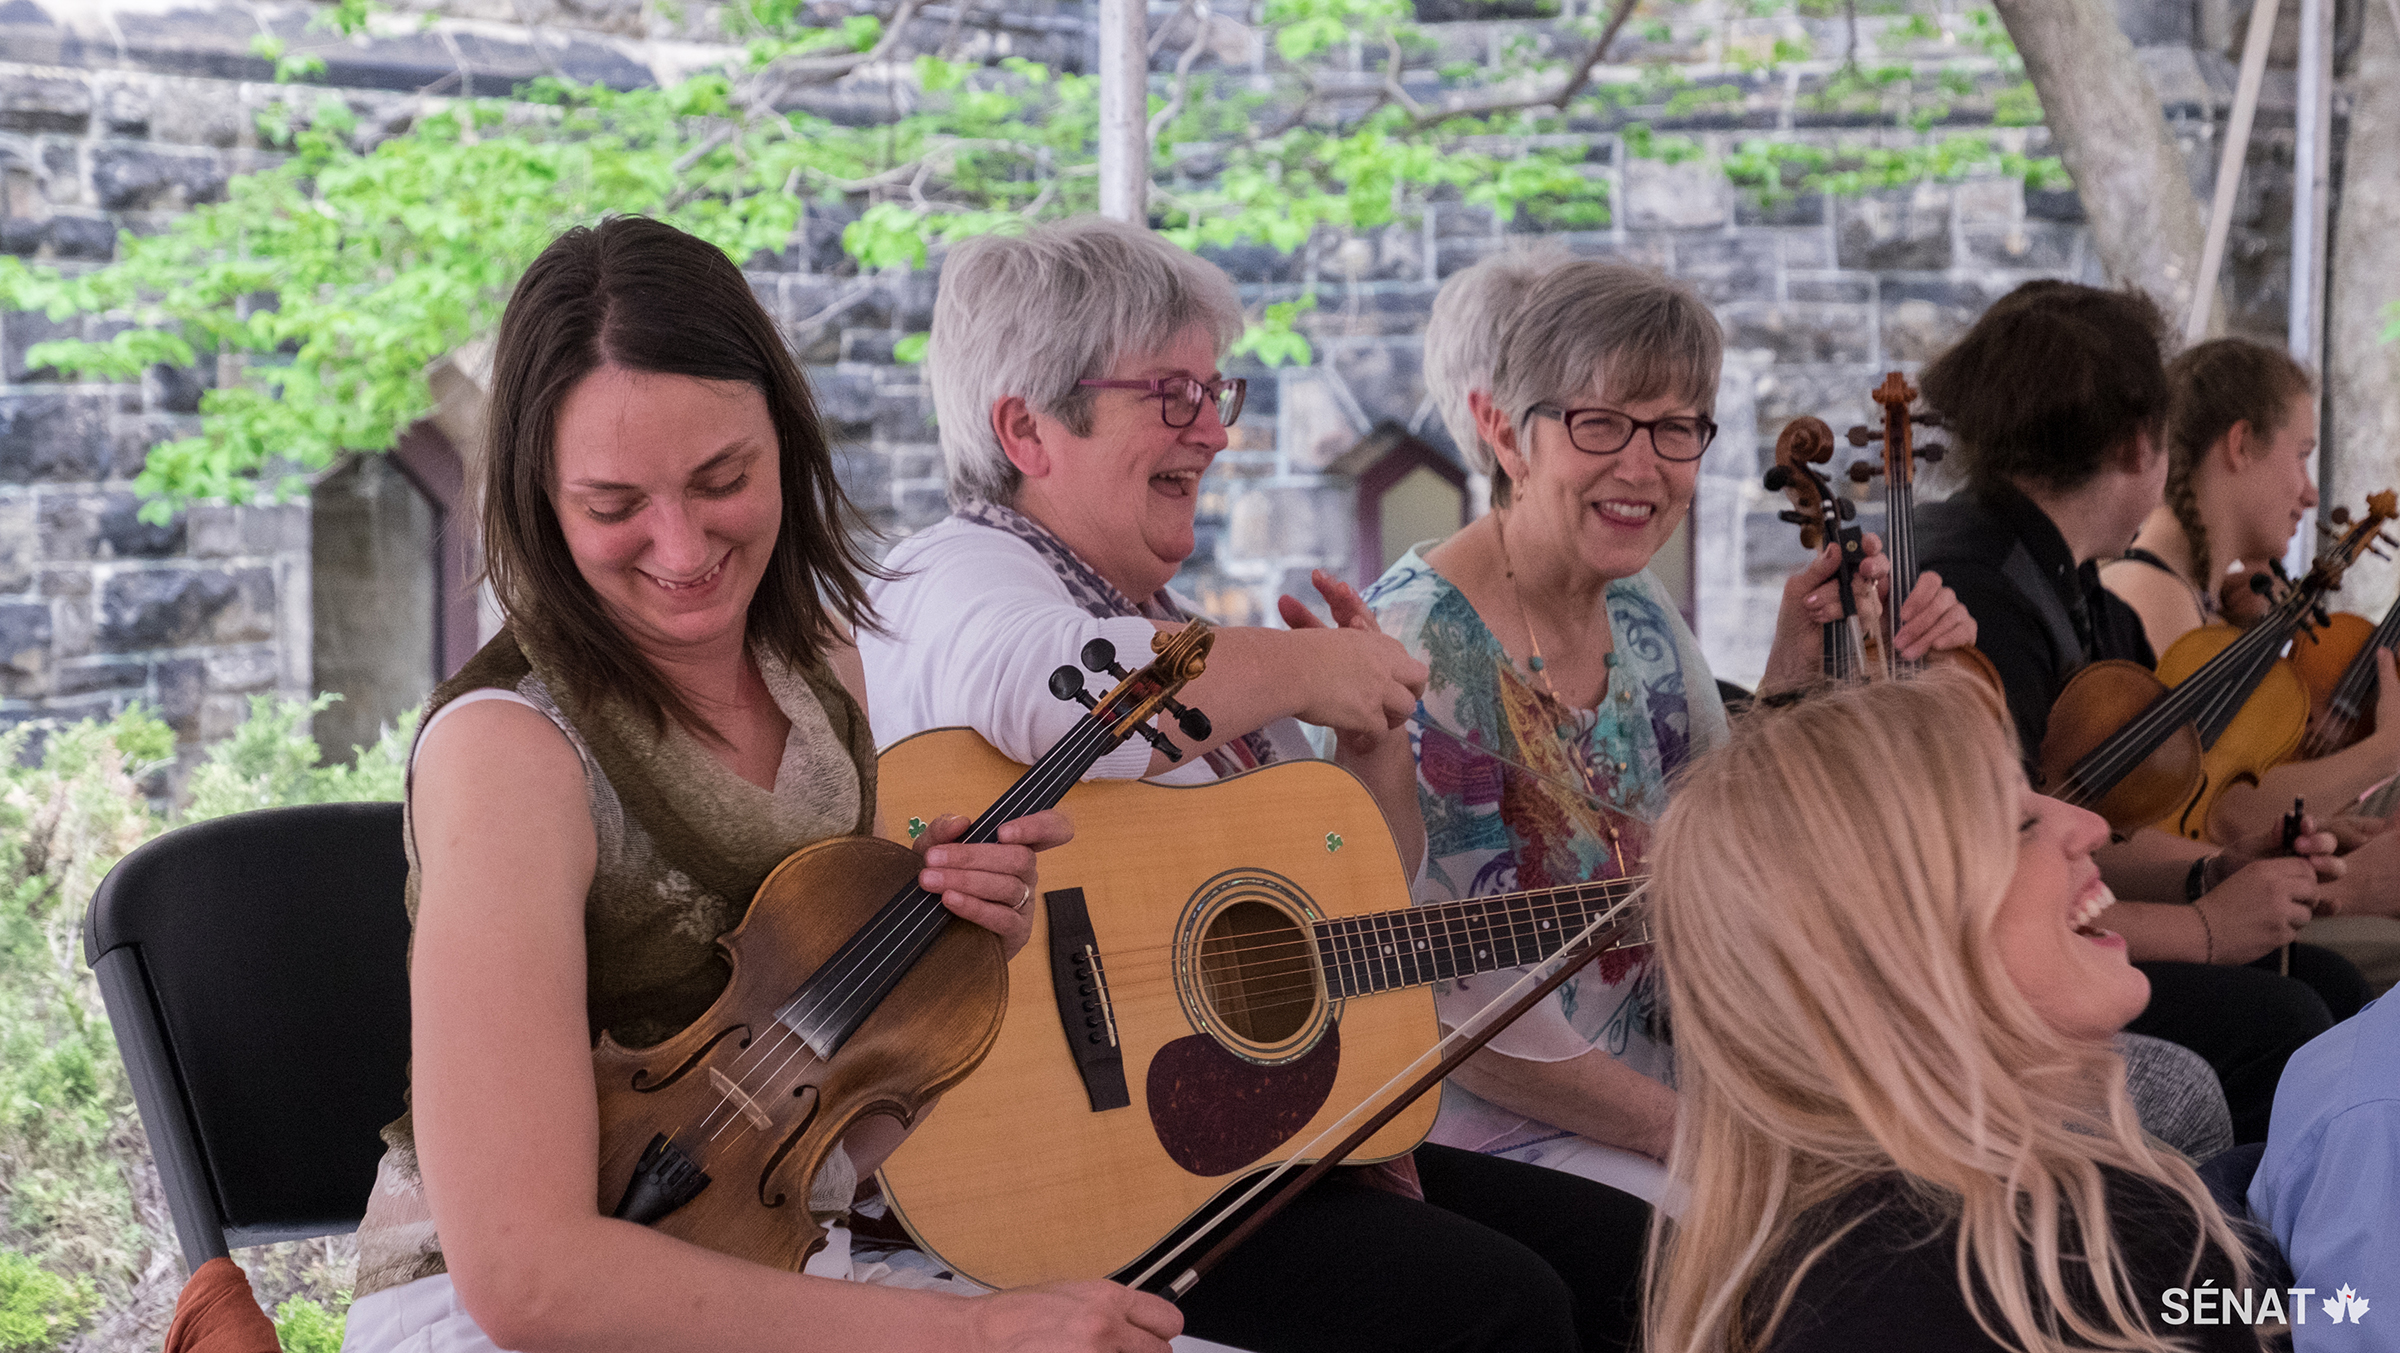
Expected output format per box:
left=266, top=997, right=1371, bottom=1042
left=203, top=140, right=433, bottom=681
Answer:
left=869, top=727, right=1648, bottom=1290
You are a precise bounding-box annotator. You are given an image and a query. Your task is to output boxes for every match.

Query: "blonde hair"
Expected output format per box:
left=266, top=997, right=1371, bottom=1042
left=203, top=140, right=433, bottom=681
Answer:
left=1646, top=673, right=2248, bottom=1353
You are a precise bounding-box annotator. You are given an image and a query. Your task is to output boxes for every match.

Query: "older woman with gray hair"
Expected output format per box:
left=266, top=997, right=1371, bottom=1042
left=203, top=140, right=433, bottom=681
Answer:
left=862, top=217, right=1656, bottom=1352
left=1369, top=260, right=1978, bottom=1201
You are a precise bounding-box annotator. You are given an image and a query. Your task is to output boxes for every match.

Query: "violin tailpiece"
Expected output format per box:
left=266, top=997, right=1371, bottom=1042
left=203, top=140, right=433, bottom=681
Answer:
left=611, top=1132, right=712, bottom=1226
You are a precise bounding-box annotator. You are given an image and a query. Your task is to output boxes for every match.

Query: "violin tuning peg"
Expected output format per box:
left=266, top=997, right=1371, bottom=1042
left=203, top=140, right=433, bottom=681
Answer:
left=1777, top=509, right=1810, bottom=527
left=1916, top=442, right=1947, bottom=463
left=2330, top=506, right=2353, bottom=525
left=2249, top=573, right=2275, bottom=596
left=1132, top=720, right=1183, bottom=762
left=1165, top=697, right=1212, bottom=742
left=2313, top=604, right=2333, bottom=627
left=1845, top=425, right=1879, bottom=447
left=1834, top=497, right=1857, bottom=522
left=1847, top=462, right=1877, bottom=483
left=1763, top=465, right=1793, bottom=491
left=1049, top=665, right=1098, bottom=709
left=1911, top=410, right=1946, bottom=428
left=1080, top=637, right=1131, bottom=679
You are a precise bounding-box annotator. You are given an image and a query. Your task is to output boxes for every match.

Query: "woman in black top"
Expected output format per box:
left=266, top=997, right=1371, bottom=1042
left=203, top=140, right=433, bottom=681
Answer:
left=1646, top=675, right=2262, bottom=1353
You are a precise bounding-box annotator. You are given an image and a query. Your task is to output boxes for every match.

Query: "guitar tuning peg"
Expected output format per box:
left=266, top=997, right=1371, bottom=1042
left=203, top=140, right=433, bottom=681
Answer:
left=1847, top=462, right=1877, bottom=483
left=1845, top=425, right=1879, bottom=447
left=2330, top=505, right=2352, bottom=525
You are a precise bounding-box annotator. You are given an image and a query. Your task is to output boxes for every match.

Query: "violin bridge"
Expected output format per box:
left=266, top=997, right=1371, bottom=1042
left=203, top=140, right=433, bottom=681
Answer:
left=709, top=1066, right=775, bottom=1131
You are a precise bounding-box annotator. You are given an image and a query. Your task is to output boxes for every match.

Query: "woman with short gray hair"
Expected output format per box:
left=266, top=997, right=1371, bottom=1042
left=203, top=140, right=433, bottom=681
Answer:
left=862, top=216, right=1661, bottom=1353
left=1365, top=260, right=1978, bottom=1202
left=1422, top=243, right=1569, bottom=500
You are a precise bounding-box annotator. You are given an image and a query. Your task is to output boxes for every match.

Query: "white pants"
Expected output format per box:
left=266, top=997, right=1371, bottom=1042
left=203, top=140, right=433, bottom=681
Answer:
left=341, top=1237, right=1246, bottom=1353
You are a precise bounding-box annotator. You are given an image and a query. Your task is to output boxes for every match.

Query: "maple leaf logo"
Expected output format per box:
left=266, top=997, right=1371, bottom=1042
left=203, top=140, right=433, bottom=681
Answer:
left=2324, top=1285, right=2371, bottom=1324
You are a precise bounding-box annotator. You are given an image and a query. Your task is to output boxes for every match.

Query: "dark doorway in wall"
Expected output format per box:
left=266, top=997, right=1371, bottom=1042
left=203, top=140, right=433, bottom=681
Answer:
left=1334, top=424, right=1470, bottom=587
left=309, top=423, right=478, bottom=762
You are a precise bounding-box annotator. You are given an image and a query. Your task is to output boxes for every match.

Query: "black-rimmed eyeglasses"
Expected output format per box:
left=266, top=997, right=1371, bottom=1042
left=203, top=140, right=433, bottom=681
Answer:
left=1078, top=376, right=1248, bottom=429
left=1532, top=404, right=1717, bottom=462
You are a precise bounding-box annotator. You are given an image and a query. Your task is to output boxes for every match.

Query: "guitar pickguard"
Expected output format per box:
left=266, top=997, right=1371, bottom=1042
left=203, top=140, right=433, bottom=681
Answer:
left=1145, top=1026, right=1341, bottom=1176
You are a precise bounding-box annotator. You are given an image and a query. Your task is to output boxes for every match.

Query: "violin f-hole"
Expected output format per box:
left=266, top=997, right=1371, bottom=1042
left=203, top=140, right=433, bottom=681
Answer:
left=755, top=1085, right=822, bottom=1209
left=626, top=1024, right=754, bottom=1093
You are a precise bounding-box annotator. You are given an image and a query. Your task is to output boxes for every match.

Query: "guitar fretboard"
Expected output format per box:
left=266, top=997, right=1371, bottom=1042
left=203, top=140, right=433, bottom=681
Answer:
left=1313, top=879, right=1645, bottom=999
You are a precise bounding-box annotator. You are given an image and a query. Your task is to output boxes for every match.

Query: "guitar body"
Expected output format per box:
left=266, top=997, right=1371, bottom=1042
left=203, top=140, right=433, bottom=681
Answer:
left=2149, top=625, right=2308, bottom=842
left=872, top=729, right=1441, bottom=1290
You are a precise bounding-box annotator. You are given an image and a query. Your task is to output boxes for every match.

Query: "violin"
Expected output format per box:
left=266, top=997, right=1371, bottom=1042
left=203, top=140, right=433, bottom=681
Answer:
left=1765, top=415, right=1878, bottom=680
left=2286, top=505, right=2400, bottom=758
left=2146, top=580, right=2313, bottom=840
left=2039, top=492, right=2398, bottom=837
left=1842, top=372, right=2003, bottom=690
left=592, top=622, right=1217, bottom=1271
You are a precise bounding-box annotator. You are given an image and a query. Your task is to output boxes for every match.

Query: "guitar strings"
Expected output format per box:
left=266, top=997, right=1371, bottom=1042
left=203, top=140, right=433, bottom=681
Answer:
left=1124, top=894, right=1640, bottom=1297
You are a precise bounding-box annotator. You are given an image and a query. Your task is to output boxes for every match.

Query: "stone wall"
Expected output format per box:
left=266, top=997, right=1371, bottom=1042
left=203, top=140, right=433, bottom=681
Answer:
left=1, top=0, right=2322, bottom=763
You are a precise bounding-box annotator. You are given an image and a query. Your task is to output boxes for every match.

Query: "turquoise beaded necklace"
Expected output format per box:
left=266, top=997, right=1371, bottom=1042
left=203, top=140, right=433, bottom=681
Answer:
left=1495, top=507, right=1617, bottom=741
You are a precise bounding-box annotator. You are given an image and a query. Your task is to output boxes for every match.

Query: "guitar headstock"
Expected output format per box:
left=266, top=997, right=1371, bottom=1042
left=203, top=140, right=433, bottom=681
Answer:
left=1047, top=619, right=1216, bottom=762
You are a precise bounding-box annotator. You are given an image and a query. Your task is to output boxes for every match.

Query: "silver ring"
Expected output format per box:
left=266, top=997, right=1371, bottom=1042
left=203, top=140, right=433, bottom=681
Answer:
left=1012, top=881, right=1034, bottom=913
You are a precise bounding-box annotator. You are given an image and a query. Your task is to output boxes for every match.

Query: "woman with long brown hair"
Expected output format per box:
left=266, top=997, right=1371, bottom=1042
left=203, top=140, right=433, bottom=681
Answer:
left=340, top=216, right=1177, bottom=1353
left=1647, top=674, right=2262, bottom=1353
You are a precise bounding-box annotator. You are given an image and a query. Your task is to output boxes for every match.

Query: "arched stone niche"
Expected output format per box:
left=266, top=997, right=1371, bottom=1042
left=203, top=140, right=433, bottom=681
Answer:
left=308, top=422, right=480, bottom=761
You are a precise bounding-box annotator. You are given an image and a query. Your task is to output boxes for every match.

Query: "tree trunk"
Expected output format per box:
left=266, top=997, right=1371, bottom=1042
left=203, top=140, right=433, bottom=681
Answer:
left=2322, top=0, right=2400, bottom=597
left=1992, top=0, right=2211, bottom=320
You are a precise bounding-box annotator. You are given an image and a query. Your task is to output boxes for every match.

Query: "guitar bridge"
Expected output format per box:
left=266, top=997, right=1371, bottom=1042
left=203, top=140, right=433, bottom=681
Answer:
left=611, top=1132, right=712, bottom=1225
left=1046, top=888, right=1131, bottom=1111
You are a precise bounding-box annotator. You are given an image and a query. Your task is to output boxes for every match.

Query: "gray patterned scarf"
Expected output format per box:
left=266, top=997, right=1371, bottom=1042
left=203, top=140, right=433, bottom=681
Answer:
left=953, top=499, right=1278, bottom=777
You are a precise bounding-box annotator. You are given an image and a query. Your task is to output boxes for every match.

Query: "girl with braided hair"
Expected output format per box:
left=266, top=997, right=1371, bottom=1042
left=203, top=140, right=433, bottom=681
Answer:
left=2099, top=338, right=2400, bottom=843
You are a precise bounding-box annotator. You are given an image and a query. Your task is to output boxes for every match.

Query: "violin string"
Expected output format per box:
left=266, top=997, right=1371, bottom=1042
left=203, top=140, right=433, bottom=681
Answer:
left=2065, top=597, right=2306, bottom=802
left=695, top=710, right=1128, bottom=1147
left=721, top=711, right=1123, bottom=1110
left=2310, top=598, right=2400, bottom=755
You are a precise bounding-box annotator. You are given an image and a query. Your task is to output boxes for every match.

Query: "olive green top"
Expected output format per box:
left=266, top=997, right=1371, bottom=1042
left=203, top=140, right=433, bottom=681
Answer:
left=352, top=630, right=876, bottom=1299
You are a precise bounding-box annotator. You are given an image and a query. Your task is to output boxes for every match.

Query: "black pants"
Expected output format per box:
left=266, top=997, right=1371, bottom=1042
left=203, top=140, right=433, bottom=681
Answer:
left=1174, top=1143, right=1651, bottom=1353
left=2127, top=942, right=2365, bottom=1144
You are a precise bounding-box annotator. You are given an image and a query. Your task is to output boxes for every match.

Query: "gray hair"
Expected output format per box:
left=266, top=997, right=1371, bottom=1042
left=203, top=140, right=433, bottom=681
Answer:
left=929, top=217, right=1245, bottom=504
left=1422, top=243, right=1571, bottom=477
left=1489, top=262, right=1722, bottom=490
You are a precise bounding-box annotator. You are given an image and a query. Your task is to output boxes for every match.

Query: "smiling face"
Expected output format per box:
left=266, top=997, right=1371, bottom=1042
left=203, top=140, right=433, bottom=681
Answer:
left=549, top=364, right=784, bottom=660
left=1493, top=381, right=1702, bottom=585
left=1993, top=784, right=2152, bottom=1043
left=1007, top=324, right=1228, bottom=600
left=2222, top=391, right=2320, bottom=563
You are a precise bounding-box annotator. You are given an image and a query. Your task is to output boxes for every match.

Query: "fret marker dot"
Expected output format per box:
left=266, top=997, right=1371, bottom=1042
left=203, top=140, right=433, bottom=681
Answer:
left=1541, top=920, right=1552, bottom=929
left=1477, top=949, right=1488, bottom=959
left=1415, top=940, right=1427, bottom=949
left=1382, top=944, right=1394, bottom=955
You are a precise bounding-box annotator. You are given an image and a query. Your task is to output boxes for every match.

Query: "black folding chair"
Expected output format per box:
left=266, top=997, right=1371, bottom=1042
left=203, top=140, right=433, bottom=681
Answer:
left=84, top=802, right=412, bottom=1272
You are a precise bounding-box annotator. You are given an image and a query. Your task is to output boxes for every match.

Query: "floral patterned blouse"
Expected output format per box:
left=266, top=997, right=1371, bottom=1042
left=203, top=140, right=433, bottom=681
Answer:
left=1362, top=547, right=1728, bottom=1158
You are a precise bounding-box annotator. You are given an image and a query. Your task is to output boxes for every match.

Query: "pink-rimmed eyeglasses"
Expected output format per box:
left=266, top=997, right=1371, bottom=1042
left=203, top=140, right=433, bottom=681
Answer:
left=1076, top=376, right=1247, bottom=429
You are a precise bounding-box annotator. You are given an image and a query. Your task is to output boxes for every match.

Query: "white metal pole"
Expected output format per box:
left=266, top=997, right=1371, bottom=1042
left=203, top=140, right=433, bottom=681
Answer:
left=1098, top=0, right=1150, bottom=223
left=2186, top=0, right=2279, bottom=344
left=2286, top=0, right=2334, bottom=576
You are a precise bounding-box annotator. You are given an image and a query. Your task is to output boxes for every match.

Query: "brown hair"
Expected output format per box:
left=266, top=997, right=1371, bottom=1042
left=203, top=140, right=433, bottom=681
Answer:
left=1920, top=281, right=2170, bottom=495
left=480, top=215, right=883, bottom=740
left=2163, top=338, right=2315, bottom=583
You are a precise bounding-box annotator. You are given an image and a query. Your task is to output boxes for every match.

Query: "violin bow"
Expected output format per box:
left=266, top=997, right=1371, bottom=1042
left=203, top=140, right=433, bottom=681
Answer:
left=1127, top=894, right=1643, bottom=1299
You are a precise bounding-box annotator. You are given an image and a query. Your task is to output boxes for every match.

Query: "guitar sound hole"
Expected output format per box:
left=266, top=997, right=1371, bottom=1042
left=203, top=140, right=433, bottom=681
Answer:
left=1197, top=901, right=1314, bottom=1045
